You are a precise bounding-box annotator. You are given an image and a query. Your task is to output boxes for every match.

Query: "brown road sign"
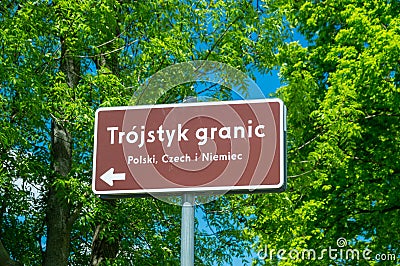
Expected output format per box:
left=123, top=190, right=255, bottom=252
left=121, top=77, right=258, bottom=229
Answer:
left=92, top=99, right=286, bottom=197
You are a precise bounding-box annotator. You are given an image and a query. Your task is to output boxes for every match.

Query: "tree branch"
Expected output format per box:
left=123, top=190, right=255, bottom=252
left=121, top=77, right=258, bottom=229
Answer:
left=74, top=39, right=139, bottom=59
left=202, top=15, right=243, bottom=61
left=355, top=205, right=400, bottom=215
left=0, top=240, right=22, bottom=266
left=296, top=134, right=321, bottom=151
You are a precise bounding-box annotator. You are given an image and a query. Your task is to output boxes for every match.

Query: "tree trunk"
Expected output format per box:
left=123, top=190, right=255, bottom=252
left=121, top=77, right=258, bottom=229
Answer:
left=43, top=120, right=73, bottom=266
left=90, top=201, right=120, bottom=266
left=43, top=35, right=80, bottom=266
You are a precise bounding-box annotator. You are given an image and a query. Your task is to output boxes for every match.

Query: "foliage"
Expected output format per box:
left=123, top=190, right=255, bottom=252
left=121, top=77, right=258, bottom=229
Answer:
left=249, top=0, right=400, bottom=265
left=4, top=0, right=398, bottom=265
left=0, top=0, right=286, bottom=265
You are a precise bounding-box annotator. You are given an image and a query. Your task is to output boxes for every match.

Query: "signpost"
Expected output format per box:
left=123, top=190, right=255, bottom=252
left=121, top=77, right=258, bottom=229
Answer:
left=92, top=98, right=286, bottom=266
left=92, top=99, right=286, bottom=197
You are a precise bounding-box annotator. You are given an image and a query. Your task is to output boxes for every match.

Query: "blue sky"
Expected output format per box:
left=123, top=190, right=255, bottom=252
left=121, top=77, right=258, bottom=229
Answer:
left=255, top=69, right=281, bottom=97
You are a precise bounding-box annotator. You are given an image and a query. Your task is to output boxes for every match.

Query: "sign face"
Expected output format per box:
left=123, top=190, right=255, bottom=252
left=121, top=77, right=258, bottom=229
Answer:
left=92, top=99, right=286, bottom=197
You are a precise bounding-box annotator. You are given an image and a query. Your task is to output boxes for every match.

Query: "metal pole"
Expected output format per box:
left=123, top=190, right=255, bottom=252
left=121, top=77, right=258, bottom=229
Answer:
left=181, top=96, right=196, bottom=266
left=181, top=193, right=195, bottom=266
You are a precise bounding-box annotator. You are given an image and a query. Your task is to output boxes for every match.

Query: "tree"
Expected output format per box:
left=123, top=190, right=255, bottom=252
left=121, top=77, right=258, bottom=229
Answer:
left=249, top=0, right=400, bottom=265
left=0, top=0, right=286, bottom=265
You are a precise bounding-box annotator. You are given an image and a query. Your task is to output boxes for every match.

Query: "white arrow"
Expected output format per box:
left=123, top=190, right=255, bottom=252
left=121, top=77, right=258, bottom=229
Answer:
left=100, top=168, right=126, bottom=186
